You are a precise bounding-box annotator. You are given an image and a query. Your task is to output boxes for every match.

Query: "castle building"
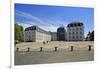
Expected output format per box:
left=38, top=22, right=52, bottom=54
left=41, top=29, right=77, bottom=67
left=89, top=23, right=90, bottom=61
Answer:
left=50, top=32, right=57, bottom=41
left=24, top=26, right=51, bottom=42
left=66, top=22, right=84, bottom=41
left=24, top=22, right=84, bottom=42
left=57, top=27, right=66, bottom=41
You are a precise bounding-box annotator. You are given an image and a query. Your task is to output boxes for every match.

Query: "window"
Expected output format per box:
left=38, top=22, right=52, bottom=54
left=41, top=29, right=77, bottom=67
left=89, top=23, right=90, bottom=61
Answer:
left=76, top=32, right=78, bottom=34
left=80, top=28, right=82, bottom=30
left=76, top=28, right=78, bottom=30
left=70, top=24, right=73, bottom=27
left=76, top=36, right=78, bottom=39
left=69, top=36, right=71, bottom=38
left=73, top=36, right=74, bottom=39
left=80, top=36, right=82, bottom=38
left=69, top=28, right=71, bottom=31
left=69, top=32, right=71, bottom=35
left=78, top=23, right=81, bottom=26
left=74, top=24, right=76, bottom=26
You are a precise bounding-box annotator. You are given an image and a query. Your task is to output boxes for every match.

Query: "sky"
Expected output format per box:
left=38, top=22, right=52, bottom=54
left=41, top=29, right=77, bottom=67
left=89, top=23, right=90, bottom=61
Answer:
left=15, top=3, right=94, bottom=37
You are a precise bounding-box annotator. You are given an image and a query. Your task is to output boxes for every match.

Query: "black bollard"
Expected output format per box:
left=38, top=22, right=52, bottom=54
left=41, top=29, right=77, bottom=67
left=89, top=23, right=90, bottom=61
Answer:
left=40, top=47, right=43, bottom=52
left=16, top=48, right=19, bottom=52
left=88, top=45, right=91, bottom=51
left=43, top=41, right=45, bottom=45
left=70, top=46, right=73, bottom=52
left=55, top=47, right=58, bottom=52
left=27, top=48, right=30, bottom=52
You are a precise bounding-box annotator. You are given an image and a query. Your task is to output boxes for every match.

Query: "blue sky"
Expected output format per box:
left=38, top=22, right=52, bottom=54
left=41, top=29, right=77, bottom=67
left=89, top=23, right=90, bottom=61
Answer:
left=15, top=3, right=94, bottom=37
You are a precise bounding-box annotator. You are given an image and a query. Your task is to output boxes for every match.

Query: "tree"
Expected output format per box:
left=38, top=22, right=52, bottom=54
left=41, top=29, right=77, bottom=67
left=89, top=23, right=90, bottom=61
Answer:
left=15, top=24, right=24, bottom=42
left=86, top=31, right=91, bottom=41
left=85, top=31, right=94, bottom=41
left=90, top=31, right=94, bottom=41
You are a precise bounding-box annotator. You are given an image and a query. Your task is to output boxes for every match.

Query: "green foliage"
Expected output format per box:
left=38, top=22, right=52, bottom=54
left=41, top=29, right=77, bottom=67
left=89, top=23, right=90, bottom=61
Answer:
left=15, top=24, right=24, bottom=42
left=86, top=31, right=94, bottom=41
left=90, top=31, right=94, bottom=41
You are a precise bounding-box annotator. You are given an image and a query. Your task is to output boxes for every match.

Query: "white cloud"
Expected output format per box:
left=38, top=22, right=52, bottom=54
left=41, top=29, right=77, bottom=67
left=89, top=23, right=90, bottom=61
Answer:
left=39, top=25, right=59, bottom=32
left=15, top=10, right=68, bottom=32
left=16, top=10, right=45, bottom=26
left=17, top=22, right=32, bottom=29
left=84, top=32, right=88, bottom=38
left=17, top=22, right=58, bottom=32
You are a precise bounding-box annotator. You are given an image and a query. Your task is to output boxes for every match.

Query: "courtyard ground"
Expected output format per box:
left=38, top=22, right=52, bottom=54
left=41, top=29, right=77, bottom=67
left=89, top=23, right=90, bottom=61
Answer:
left=15, top=41, right=94, bottom=65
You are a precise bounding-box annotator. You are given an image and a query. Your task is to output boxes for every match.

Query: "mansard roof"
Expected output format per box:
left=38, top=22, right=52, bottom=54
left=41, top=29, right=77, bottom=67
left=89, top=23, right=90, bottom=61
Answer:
left=25, top=25, right=50, bottom=34
left=67, top=22, right=83, bottom=27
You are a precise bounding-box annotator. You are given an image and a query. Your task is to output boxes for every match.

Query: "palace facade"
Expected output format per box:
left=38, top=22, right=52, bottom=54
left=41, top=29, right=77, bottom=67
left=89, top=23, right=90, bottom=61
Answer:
left=24, top=22, right=84, bottom=42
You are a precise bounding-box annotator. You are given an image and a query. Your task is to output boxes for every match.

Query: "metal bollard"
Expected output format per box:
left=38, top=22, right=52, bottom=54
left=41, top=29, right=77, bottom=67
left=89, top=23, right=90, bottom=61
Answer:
left=88, top=45, right=91, bottom=51
left=40, top=47, right=43, bottom=52
left=70, top=46, right=73, bottom=52
left=55, top=47, right=58, bottom=52
left=16, top=48, right=19, bottom=52
left=27, top=47, right=30, bottom=52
